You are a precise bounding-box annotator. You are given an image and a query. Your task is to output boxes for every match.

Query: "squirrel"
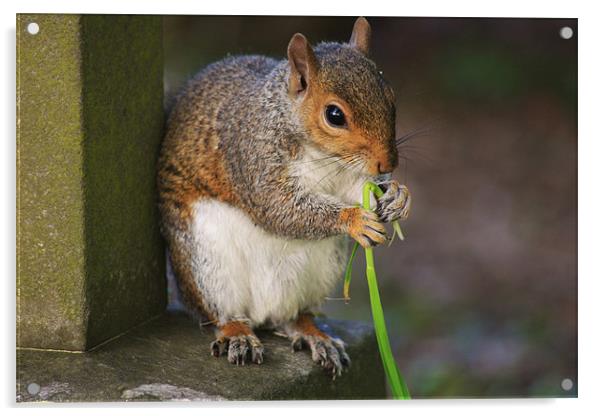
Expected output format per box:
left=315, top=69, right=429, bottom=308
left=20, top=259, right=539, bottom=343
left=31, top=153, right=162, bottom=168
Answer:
left=157, top=17, right=411, bottom=378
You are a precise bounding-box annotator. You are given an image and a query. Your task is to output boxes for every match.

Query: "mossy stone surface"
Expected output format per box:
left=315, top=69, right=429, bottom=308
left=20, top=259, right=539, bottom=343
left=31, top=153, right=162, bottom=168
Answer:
left=17, top=314, right=387, bottom=401
left=17, top=14, right=166, bottom=351
left=79, top=15, right=166, bottom=348
left=17, top=14, right=88, bottom=351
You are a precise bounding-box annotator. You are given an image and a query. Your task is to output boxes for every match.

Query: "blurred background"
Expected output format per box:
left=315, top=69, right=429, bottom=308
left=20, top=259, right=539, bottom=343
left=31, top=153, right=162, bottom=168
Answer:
left=163, top=16, right=577, bottom=398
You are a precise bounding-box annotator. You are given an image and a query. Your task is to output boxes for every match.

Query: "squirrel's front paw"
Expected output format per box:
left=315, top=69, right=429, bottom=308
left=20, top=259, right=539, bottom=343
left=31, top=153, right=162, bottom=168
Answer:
left=375, top=180, right=411, bottom=223
left=341, top=207, right=387, bottom=248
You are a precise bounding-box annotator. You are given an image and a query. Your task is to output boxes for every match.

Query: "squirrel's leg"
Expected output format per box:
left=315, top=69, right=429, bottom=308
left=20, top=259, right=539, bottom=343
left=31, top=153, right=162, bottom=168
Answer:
left=211, top=320, right=264, bottom=365
left=167, top=224, right=264, bottom=365
left=282, top=312, right=350, bottom=379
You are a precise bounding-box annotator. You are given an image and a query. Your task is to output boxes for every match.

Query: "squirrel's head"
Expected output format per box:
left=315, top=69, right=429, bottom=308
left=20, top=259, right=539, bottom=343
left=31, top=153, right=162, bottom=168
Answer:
left=287, top=17, right=398, bottom=176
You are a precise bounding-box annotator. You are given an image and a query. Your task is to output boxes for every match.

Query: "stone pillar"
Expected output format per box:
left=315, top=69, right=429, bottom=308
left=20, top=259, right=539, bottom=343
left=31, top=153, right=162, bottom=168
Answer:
left=17, top=14, right=166, bottom=351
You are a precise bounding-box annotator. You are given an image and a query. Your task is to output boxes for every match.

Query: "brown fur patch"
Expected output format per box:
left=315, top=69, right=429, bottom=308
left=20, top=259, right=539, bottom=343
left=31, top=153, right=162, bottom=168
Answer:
left=219, top=321, right=254, bottom=338
left=338, top=206, right=360, bottom=233
left=158, top=131, right=238, bottom=225
left=294, top=313, right=328, bottom=339
left=301, top=88, right=365, bottom=156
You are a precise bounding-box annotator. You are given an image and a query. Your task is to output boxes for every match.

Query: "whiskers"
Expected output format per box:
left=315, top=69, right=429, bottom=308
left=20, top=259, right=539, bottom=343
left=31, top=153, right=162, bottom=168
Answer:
left=290, top=150, right=366, bottom=191
left=318, top=155, right=366, bottom=184
left=395, top=121, right=439, bottom=166
left=395, top=124, right=436, bottom=147
left=393, top=121, right=440, bottom=183
left=314, top=154, right=366, bottom=189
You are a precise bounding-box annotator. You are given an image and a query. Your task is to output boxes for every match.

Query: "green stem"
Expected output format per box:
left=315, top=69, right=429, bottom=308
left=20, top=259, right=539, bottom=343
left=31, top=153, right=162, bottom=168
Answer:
left=344, top=181, right=411, bottom=400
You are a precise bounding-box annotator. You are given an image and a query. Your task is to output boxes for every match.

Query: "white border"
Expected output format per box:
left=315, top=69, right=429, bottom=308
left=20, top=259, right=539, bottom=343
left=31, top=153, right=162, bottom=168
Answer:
left=5, top=0, right=584, bottom=17
left=3, top=1, right=600, bottom=415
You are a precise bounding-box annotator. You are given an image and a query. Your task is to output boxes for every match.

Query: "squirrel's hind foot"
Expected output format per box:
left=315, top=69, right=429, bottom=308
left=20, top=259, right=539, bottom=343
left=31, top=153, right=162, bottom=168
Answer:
left=285, top=313, right=350, bottom=380
left=211, top=321, right=264, bottom=365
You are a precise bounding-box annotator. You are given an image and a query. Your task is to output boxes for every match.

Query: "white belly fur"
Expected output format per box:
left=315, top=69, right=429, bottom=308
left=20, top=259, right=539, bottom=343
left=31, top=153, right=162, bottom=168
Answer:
left=190, top=199, right=349, bottom=326
left=189, top=145, right=369, bottom=327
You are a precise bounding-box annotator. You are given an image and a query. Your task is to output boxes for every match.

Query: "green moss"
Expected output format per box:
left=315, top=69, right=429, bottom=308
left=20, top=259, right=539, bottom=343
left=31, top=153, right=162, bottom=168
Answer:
left=17, top=14, right=88, bottom=350
left=17, top=15, right=166, bottom=351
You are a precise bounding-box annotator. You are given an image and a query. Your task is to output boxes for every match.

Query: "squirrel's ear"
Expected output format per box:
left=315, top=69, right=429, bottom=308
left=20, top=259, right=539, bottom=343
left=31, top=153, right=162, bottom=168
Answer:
left=287, top=33, right=317, bottom=96
left=349, top=17, right=371, bottom=55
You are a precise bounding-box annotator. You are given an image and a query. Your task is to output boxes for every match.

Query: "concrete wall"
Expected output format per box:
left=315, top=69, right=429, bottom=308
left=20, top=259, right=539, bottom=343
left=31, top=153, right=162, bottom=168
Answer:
left=17, top=14, right=166, bottom=351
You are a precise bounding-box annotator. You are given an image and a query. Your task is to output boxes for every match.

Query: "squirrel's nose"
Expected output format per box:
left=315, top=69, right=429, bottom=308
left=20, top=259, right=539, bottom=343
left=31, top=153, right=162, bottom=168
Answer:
left=377, top=147, right=399, bottom=174
left=373, top=146, right=398, bottom=175
left=377, top=161, right=392, bottom=175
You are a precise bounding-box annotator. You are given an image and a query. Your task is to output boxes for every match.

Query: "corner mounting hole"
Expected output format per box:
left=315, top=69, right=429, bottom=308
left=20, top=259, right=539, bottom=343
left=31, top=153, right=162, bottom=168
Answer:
left=27, top=22, right=40, bottom=35
left=561, top=378, right=573, bottom=391
left=27, top=382, right=40, bottom=395
left=559, top=26, right=573, bottom=40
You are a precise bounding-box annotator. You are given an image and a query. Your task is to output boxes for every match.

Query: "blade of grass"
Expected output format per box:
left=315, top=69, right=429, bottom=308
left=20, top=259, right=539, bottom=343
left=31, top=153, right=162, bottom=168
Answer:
left=359, top=181, right=411, bottom=399
left=343, top=241, right=359, bottom=302
left=389, top=220, right=405, bottom=245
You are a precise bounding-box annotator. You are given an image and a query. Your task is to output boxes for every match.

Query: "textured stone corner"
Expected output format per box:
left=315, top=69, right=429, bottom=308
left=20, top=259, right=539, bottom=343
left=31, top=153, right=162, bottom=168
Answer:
left=17, top=14, right=166, bottom=351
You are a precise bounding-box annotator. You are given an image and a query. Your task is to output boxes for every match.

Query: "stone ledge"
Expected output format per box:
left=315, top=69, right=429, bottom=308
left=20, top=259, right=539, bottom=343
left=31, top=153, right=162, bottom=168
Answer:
left=17, top=312, right=386, bottom=401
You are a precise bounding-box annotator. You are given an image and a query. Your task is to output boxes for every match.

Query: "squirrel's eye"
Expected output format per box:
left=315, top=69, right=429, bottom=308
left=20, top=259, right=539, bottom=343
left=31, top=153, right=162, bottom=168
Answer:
left=325, top=105, right=347, bottom=128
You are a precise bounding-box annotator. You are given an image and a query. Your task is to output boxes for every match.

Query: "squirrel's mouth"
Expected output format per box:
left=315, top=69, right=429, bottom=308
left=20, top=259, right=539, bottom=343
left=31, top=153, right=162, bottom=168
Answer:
left=374, top=173, right=392, bottom=184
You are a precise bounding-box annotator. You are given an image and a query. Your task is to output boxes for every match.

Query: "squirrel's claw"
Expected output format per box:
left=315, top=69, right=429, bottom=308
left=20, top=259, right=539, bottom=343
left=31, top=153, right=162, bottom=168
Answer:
left=291, top=335, right=303, bottom=352
left=291, top=334, right=350, bottom=380
left=343, top=207, right=387, bottom=248
left=375, top=180, right=411, bottom=223
left=210, top=339, right=226, bottom=357
left=227, top=336, right=249, bottom=365
left=283, top=313, right=350, bottom=379
left=210, top=334, right=264, bottom=365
